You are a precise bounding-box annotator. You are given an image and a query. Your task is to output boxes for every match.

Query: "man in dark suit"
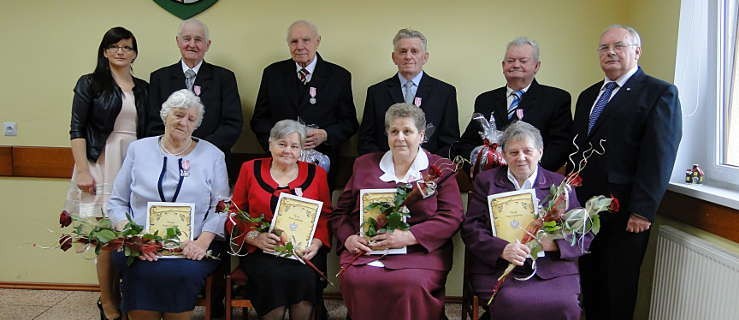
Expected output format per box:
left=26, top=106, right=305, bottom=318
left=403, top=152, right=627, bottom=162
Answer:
left=455, top=37, right=572, bottom=171
left=147, top=19, right=243, bottom=178
left=571, top=25, right=682, bottom=320
left=358, top=28, right=459, bottom=156
left=250, top=20, right=358, bottom=176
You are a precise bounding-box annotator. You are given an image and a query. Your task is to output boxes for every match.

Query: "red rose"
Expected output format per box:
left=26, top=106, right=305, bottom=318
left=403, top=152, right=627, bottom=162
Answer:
left=59, top=235, right=73, bottom=251
left=216, top=200, right=228, bottom=213
left=609, top=195, right=620, bottom=212
left=59, top=210, right=72, bottom=228
left=375, top=214, right=388, bottom=229
left=569, top=175, right=583, bottom=187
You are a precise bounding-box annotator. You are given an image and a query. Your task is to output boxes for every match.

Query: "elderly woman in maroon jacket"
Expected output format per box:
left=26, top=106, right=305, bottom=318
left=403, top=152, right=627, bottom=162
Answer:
left=330, top=103, right=464, bottom=320
left=462, top=121, right=591, bottom=320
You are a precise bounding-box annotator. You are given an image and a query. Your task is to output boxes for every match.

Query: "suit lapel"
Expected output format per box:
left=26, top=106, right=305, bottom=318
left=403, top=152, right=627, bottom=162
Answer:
left=193, top=61, right=212, bottom=98
left=385, top=75, right=404, bottom=104
left=415, top=73, right=433, bottom=108
left=308, top=54, right=332, bottom=103
left=281, top=59, right=301, bottom=110
left=588, top=68, right=645, bottom=137
left=492, top=89, right=509, bottom=129
left=169, top=62, right=187, bottom=90
left=519, top=80, right=541, bottom=121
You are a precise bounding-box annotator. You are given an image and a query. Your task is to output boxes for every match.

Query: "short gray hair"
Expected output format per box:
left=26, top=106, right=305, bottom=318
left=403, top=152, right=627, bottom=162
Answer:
left=393, top=28, right=428, bottom=52
left=500, top=121, right=544, bottom=151
left=178, top=19, right=209, bottom=41
left=603, top=24, right=641, bottom=46
left=286, top=20, right=320, bottom=42
left=269, top=119, right=307, bottom=146
left=506, top=37, right=540, bottom=61
left=384, top=103, right=426, bottom=133
left=159, top=89, right=205, bottom=128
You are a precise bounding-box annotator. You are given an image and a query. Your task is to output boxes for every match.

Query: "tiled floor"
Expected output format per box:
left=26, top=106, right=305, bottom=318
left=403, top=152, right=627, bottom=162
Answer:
left=0, top=288, right=463, bottom=320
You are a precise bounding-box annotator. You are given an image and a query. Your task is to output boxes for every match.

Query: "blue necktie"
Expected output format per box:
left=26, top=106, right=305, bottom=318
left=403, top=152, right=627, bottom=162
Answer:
left=588, top=82, right=618, bottom=133
left=404, top=81, right=415, bottom=104
left=507, top=90, right=525, bottom=120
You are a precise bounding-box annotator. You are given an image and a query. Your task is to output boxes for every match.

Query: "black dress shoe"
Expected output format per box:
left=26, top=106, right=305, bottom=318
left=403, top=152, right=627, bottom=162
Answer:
left=97, top=298, right=121, bottom=320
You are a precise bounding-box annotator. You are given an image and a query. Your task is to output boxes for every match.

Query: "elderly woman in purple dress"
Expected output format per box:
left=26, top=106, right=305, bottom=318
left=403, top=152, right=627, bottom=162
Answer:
left=462, top=121, right=591, bottom=320
left=330, top=103, right=464, bottom=320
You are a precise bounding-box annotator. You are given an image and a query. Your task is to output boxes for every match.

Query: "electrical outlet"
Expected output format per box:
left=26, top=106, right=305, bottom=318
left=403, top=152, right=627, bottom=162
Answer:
left=4, top=122, right=17, bottom=136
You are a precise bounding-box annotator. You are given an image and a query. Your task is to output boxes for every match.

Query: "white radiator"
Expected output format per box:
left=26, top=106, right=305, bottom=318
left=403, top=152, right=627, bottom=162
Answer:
left=649, top=225, right=739, bottom=320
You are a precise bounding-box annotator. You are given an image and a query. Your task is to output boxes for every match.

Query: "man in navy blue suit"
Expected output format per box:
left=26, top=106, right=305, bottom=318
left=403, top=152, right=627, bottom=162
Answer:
left=571, top=25, right=682, bottom=320
left=455, top=37, right=572, bottom=171
left=147, top=19, right=243, bottom=179
left=358, top=28, right=459, bottom=156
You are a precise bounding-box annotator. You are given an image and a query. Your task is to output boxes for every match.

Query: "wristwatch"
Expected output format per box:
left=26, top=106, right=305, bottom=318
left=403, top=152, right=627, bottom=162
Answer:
left=246, top=230, right=260, bottom=241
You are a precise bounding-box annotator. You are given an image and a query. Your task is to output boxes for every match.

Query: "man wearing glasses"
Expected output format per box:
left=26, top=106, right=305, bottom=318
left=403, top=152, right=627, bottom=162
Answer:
left=570, top=25, right=682, bottom=320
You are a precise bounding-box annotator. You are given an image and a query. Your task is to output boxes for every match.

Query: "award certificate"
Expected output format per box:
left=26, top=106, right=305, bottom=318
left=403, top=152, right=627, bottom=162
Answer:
left=267, top=193, right=323, bottom=260
left=146, top=202, right=195, bottom=258
left=359, top=188, right=407, bottom=255
left=487, top=189, right=538, bottom=243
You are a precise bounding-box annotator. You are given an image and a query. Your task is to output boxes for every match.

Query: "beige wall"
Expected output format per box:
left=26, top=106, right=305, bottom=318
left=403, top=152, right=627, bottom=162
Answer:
left=0, top=0, right=682, bottom=306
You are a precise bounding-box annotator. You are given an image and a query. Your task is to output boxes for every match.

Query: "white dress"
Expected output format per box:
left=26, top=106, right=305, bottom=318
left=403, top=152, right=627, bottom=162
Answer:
left=65, top=91, right=137, bottom=217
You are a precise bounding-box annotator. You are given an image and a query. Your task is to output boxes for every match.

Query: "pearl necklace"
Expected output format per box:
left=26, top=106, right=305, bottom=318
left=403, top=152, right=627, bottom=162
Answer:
left=159, top=136, right=193, bottom=156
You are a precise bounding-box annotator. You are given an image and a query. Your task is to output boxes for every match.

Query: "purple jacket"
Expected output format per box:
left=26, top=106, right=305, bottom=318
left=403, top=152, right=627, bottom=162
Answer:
left=330, top=151, right=464, bottom=271
left=462, top=166, right=592, bottom=279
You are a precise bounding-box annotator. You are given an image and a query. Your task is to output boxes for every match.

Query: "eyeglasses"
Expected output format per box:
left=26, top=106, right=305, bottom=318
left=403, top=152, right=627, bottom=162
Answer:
left=597, top=42, right=637, bottom=54
left=107, top=45, right=134, bottom=53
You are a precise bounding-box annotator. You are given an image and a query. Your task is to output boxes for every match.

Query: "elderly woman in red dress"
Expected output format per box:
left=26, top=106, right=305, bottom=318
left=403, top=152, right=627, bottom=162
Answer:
left=227, top=119, right=331, bottom=320
left=330, top=103, right=464, bottom=320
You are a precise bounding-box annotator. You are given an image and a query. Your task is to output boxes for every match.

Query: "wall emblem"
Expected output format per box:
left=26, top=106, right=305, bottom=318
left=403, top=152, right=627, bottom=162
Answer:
left=153, top=0, right=218, bottom=20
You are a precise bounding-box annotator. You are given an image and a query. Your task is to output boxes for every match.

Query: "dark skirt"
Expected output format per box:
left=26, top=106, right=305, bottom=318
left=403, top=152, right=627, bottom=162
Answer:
left=112, top=242, right=223, bottom=313
left=472, top=272, right=582, bottom=320
left=340, top=265, right=447, bottom=320
left=240, top=249, right=327, bottom=316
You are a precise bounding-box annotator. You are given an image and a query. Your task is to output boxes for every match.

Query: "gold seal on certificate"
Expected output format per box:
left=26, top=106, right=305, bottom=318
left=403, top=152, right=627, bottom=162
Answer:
left=487, top=189, right=538, bottom=243
left=146, top=202, right=195, bottom=257
left=359, top=188, right=407, bottom=255
left=268, top=193, right=323, bottom=260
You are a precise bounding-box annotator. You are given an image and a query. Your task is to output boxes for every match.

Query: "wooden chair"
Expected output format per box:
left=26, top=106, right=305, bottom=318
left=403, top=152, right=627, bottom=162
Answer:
left=195, top=258, right=227, bottom=320
left=225, top=258, right=254, bottom=320
left=195, top=273, right=215, bottom=320
left=461, top=249, right=482, bottom=320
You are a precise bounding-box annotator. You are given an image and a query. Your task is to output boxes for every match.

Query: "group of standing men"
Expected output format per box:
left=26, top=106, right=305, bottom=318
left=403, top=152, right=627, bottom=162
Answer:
left=151, top=18, right=681, bottom=320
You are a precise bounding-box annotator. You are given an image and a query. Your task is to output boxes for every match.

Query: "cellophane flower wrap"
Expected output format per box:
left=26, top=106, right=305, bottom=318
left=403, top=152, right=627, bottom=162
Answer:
left=470, top=113, right=506, bottom=179
left=488, top=136, right=619, bottom=304
left=56, top=210, right=187, bottom=265
left=300, top=149, right=331, bottom=173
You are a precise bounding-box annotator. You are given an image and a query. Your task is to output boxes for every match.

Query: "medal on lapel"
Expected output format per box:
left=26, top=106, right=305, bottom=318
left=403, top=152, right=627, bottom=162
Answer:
left=193, top=85, right=201, bottom=96
left=414, top=97, right=422, bottom=107
left=309, top=86, right=317, bottom=104
left=180, top=159, right=190, bottom=177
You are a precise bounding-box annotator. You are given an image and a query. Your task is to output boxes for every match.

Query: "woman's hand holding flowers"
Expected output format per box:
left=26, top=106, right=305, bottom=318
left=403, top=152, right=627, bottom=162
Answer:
left=502, top=242, right=530, bottom=266
left=369, top=230, right=417, bottom=250
left=345, top=235, right=372, bottom=255
left=299, top=239, right=323, bottom=260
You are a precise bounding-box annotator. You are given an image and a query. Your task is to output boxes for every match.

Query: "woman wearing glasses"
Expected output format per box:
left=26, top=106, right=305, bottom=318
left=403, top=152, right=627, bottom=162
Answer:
left=66, top=26, right=148, bottom=320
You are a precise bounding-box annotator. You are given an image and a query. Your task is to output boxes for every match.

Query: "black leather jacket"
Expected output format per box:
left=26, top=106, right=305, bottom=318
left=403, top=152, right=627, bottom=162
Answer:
left=69, top=74, right=148, bottom=162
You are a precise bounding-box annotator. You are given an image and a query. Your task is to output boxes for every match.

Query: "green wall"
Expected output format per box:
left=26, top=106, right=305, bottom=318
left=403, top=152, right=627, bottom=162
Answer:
left=0, top=1, right=685, bottom=315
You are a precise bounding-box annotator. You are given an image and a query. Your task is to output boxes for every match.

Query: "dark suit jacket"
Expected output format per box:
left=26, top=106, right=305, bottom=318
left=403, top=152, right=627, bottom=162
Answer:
left=570, top=68, right=681, bottom=222
left=250, top=53, right=358, bottom=160
left=147, top=61, right=243, bottom=154
left=358, top=72, right=459, bottom=156
left=456, top=79, right=572, bottom=171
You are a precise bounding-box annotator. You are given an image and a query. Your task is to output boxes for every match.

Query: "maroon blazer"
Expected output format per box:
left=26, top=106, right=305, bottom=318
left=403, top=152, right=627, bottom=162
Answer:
left=330, top=151, right=464, bottom=272
left=462, top=166, right=591, bottom=279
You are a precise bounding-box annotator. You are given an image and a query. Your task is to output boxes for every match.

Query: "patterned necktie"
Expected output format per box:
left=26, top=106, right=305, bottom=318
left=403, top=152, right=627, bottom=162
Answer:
left=507, top=90, right=525, bottom=120
left=184, top=69, right=196, bottom=91
left=404, top=81, right=415, bottom=104
left=588, top=82, right=618, bottom=133
left=298, top=68, right=310, bottom=84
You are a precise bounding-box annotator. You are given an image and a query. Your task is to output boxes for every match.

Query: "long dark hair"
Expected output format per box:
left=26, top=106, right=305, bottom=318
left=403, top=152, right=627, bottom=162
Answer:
left=91, top=27, right=138, bottom=95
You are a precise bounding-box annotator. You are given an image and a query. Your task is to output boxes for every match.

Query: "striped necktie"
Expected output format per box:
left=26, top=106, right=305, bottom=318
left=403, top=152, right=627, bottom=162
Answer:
left=507, top=90, right=525, bottom=120
left=588, top=82, right=618, bottom=133
left=298, top=68, right=309, bottom=84
left=403, top=81, right=415, bottom=104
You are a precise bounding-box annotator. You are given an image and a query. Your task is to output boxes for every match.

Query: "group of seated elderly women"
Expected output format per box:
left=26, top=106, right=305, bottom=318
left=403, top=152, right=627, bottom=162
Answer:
left=101, top=88, right=589, bottom=319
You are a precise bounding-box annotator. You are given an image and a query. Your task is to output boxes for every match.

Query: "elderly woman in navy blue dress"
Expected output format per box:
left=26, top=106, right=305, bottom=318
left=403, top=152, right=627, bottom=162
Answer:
left=462, top=121, right=591, bottom=320
left=108, top=89, right=228, bottom=320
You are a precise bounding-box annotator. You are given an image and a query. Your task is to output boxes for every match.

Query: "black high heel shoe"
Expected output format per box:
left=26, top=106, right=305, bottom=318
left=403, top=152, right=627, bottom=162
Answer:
left=97, top=298, right=121, bottom=320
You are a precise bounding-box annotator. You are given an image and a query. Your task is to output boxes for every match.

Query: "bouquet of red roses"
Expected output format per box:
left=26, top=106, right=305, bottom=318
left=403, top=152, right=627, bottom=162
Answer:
left=56, top=210, right=197, bottom=265
left=469, top=113, right=506, bottom=179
